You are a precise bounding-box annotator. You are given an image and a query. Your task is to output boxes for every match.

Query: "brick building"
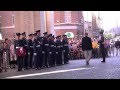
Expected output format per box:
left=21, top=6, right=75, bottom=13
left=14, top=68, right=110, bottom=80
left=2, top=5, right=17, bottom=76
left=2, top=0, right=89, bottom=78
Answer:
left=0, top=11, right=15, bottom=39
left=54, top=11, right=84, bottom=37
left=0, top=11, right=84, bottom=39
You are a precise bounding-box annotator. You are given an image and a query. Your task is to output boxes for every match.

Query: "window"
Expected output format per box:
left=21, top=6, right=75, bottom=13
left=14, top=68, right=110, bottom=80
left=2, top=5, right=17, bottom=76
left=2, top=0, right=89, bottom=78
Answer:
left=12, top=15, right=15, bottom=25
left=64, top=11, right=71, bottom=23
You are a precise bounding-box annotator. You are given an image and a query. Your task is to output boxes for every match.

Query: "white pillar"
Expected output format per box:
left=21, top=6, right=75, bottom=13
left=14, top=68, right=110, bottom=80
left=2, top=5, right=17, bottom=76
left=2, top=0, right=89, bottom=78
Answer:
left=49, top=11, right=56, bottom=37
left=40, top=11, right=47, bottom=36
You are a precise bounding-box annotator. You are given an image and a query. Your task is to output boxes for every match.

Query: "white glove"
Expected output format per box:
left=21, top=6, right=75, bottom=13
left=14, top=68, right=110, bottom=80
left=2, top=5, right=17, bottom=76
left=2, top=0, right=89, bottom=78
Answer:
left=42, top=51, right=45, bottom=54
left=34, top=53, right=37, bottom=56
left=49, top=52, right=52, bottom=54
left=28, top=52, right=30, bottom=55
left=56, top=52, right=58, bottom=54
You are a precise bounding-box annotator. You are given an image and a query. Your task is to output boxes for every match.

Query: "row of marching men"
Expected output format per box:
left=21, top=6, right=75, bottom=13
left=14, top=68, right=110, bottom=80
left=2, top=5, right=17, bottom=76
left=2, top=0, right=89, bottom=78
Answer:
left=15, top=30, right=69, bottom=71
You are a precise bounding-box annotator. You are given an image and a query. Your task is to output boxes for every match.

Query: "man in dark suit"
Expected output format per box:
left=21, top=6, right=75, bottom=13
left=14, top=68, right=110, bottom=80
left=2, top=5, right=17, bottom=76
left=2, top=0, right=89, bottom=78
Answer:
left=98, top=30, right=106, bottom=62
left=21, top=32, right=28, bottom=70
left=82, top=33, right=92, bottom=65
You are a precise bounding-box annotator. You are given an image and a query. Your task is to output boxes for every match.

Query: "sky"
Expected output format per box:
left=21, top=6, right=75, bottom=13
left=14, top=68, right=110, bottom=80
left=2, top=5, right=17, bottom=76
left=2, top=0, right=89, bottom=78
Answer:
left=83, top=11, right=120, bottom=32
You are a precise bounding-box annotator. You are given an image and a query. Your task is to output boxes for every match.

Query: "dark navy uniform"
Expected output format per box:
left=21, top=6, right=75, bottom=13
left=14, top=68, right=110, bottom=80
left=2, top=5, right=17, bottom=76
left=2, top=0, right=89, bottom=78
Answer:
left=42, top=35, right=49, bottom=67
left=15, top=33, right=24, bottom=71
left=33, top=33, right=39, bottom=69
left=62, top=35, right=69, bottom=64
left=28, top=34, right=33, bottom=69
left=21, top=32, right=28, bottom=70
left=48, top=34, right=56, bottom=67
left=98, top=30, right=106, bottom=62
left=36, top=36, right=43, bottom=68
left=55, top=36, right=63, bottom=65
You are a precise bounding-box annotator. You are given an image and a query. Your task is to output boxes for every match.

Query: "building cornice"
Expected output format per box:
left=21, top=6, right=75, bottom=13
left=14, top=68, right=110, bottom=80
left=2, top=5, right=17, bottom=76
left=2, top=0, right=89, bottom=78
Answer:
left=0, top=25, right=15, bottom=29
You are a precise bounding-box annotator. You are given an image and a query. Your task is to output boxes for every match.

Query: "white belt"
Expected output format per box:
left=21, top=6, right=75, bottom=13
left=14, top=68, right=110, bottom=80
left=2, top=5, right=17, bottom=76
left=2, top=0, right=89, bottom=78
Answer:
left=45, top=44, right=49, bottom=46
left=50, top=45, right=54, bottom=47
left=36, top=45, right=40, bottom=47
left=30, top=46, right=33, bottom=48
left=25, top=45, right=28, bottom=46
left=16, top=47, right=22, bottom=49
left=34, top=53, right=37, bottom=56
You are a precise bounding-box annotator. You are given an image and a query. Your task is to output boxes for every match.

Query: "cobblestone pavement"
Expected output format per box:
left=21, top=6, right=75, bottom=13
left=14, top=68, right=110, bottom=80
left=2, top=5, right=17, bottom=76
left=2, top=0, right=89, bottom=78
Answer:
left=1, top=56, right=120, bottom=79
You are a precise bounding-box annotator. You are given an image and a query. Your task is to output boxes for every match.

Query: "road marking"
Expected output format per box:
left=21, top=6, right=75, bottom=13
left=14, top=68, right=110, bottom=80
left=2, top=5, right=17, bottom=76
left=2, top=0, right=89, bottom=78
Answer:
left=5, top=67, right=94, bottom=79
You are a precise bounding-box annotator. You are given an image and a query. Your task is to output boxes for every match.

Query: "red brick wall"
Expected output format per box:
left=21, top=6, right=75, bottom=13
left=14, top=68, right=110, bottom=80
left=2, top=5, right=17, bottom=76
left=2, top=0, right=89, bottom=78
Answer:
left=0, top=11, right=15, bottom=39
left=54, top=11, right=64, bottom=23
left=71, top=11, right=83, bottom=23
left=0, top=11, right=13, bottom=27
left=1, top=28, right=14, bottom=39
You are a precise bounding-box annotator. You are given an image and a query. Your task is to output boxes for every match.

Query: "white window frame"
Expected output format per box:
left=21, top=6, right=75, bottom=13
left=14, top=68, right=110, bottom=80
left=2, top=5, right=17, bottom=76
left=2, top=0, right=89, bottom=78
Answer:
left=12, top=15, right=15, bottom=26
left=64, top=11, right=71, bottom=23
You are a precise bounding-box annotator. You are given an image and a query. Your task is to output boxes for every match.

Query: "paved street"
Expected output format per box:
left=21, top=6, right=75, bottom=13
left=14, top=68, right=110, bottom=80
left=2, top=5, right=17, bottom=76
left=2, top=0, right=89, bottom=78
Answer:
left=1, top=56, right=120, bottom=79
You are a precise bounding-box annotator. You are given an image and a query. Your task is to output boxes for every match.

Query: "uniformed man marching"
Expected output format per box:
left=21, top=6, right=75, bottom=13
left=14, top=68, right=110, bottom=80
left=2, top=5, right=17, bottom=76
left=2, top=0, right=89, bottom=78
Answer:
left=21, top=32, right=28, bottom=70
left=42, top=32, right=49, bottom=68
left=15, top=33, right=25, bottom=71
left=47, top=34, right=55, bottom=67
left=62, top=35, right=69, bottom=64
left=33, top=33, right=40, bottom=70
left=55, top=35, right=63, bottom=65
left=36, top=30, right=43, bottom=69
left=48, top=35, right=56, bottom=67
left=28, top=34, right=34, bottom=69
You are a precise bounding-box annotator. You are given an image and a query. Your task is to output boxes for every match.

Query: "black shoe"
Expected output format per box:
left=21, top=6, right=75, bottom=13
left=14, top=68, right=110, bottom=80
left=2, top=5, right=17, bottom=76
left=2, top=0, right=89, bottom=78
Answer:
left=35, top=68, right=38, bottom=70
left=17, top=69, right=22, bottom=71
left=101, top=61, right=105, bottom=63
left=86, top=61, right=89, bottom=65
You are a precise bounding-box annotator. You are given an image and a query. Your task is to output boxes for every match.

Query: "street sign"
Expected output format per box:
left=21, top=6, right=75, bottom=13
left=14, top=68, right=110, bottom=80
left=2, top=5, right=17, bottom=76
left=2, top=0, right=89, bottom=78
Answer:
left=65, top=32, right=74, bottom=38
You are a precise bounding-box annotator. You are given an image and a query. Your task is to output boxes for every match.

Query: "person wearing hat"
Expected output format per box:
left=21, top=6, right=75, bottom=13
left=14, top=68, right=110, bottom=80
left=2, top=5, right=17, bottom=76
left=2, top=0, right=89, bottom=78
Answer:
left=36, top=30, right=41, bottom=36
left=21, top=32, right=28, bottom=70
left=33, top=33, right=40, bottom=70
left=27, top=34, right=34, bottom=69
left=48, top=34, right=55, bottom=67
left=62, top=35, right=69, bottom=64
left=42, top=32, right=49, bottom=68
left=36, top=30, right=43, bottom=69
left=55, top=35, right=63, bottom=65
left=15, top=33, right=24, bottom=71
left=98, top=30, right=106, bottom=62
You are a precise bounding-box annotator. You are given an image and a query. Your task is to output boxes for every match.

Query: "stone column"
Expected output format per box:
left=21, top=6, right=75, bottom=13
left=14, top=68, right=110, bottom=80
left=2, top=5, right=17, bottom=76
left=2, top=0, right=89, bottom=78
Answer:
left=15, top=11, right=35, bottom=38
left=40, top=11, right=47, bottom=36
left=46, top=11, right=56, bottom=36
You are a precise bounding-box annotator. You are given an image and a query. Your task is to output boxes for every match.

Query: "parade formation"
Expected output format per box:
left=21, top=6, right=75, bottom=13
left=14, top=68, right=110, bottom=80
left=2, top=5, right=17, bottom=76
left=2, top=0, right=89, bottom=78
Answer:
left=0, top=30, right=70, bottom=72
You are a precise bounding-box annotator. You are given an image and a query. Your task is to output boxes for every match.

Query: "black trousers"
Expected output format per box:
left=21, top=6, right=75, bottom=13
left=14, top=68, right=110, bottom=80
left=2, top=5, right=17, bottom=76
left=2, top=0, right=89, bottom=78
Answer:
left=34, top=53, right=39, bottom=69
left=100, top=45, right=106, bottom=62
left=56, top=51, right=62, bottom=65
left=17, top=56, right=24, bottom=71
left=44, top=51, right=48, bottom=67
left=51, top=52, right=56, bottom=66
left=28, top=52, right=33, bottom=68
left=23, top=54, right=28, bottom=69
left=64, top=48, right=69, bottom=64
left=48, top=52, right=55, bottom=66
left=38, top=52, right=43, bottom=68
